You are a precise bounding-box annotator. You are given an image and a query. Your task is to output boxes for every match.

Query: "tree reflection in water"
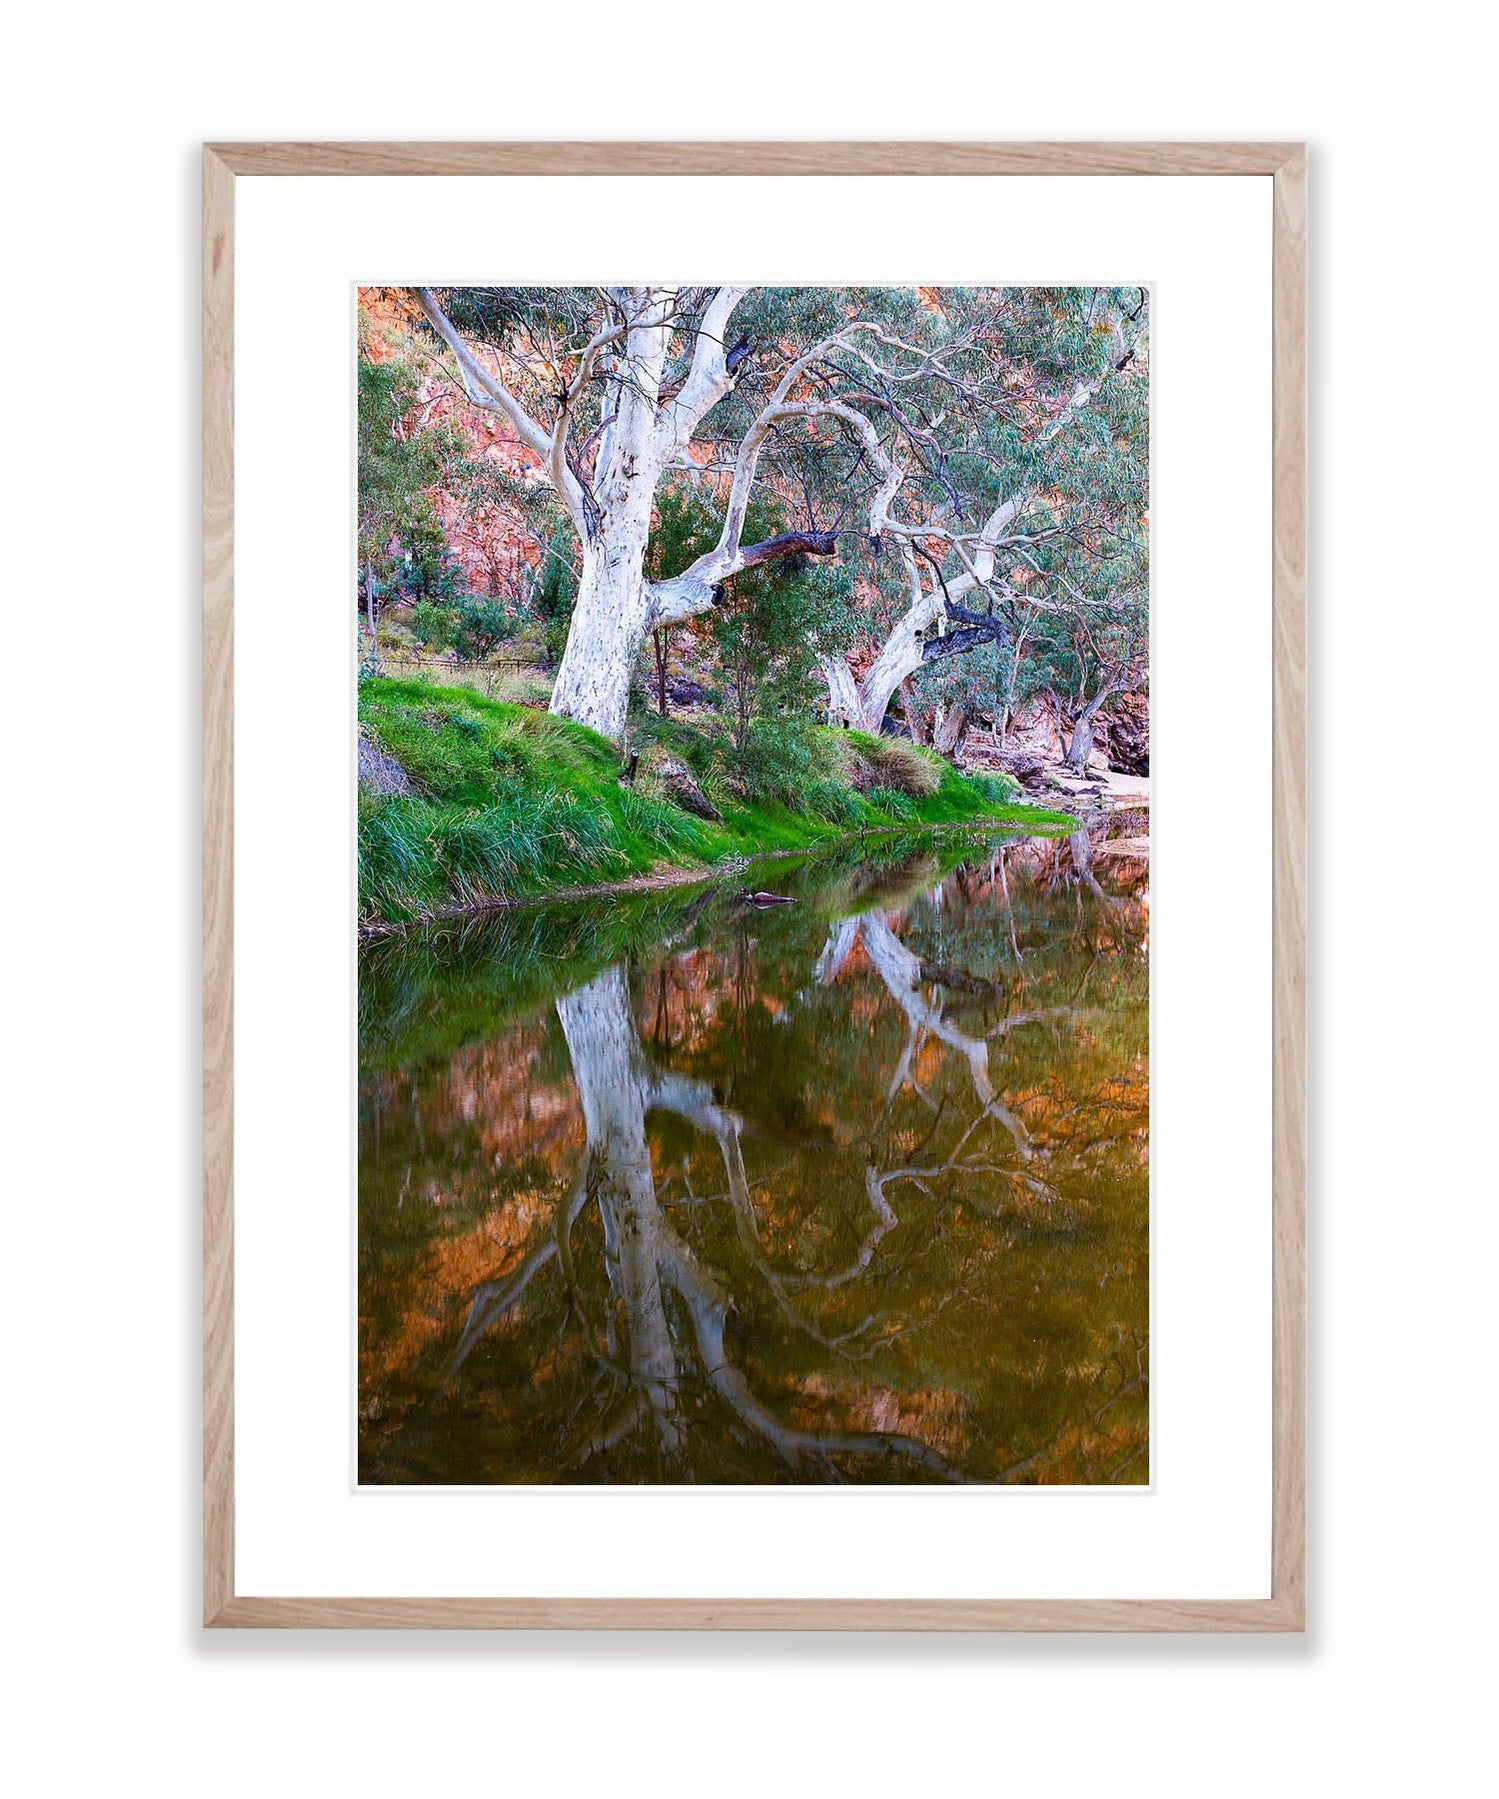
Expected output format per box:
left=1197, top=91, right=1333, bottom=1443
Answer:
left=359, top=831, right=1150, bottom=1485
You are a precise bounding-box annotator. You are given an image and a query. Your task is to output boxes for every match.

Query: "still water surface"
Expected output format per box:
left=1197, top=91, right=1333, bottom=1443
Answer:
left=359, top=830, right=1148, bottom=1484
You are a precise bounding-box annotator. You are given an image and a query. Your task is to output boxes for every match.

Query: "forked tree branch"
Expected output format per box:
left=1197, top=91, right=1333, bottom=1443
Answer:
left=411, top=286, right=591, bottom=535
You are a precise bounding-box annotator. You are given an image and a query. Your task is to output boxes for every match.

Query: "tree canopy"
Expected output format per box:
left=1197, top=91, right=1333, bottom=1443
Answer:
left=359, top=284, right=1148, bottom=755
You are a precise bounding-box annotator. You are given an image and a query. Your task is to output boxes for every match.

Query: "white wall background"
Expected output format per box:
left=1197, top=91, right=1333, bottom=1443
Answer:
left=4, top=5, right=1493, bottom=1795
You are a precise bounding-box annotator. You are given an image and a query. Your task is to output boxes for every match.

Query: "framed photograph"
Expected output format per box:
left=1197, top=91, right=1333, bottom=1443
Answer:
left=204, top=141, right=1305, bottom=1629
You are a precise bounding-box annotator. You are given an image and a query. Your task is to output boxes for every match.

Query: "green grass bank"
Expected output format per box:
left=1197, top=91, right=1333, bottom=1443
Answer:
left=357, top=676, right=1076, bottom=926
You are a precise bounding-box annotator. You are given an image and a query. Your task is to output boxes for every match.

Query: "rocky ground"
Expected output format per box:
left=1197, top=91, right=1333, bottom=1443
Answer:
left=960, top=695, right=1150, bottom=846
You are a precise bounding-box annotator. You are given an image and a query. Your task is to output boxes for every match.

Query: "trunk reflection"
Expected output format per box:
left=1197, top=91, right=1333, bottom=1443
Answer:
left=359, top=829, right=1150, bottom=1485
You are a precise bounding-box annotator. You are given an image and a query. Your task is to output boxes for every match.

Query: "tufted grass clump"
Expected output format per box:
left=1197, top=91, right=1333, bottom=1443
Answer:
left=963, top=769, right=1020, bottom=805
left=837, top=730, right=944, bottom=798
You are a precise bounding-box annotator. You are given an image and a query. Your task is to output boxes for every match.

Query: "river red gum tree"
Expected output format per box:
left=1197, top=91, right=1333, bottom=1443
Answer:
left=413, top=285, right=1147, bottom=743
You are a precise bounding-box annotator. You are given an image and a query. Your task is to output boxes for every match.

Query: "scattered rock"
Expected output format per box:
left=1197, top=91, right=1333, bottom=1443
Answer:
left=358, top=733, right=414, bottom=796
left=656, top=755, right=721, bottom=821
left=1002, top=752, right=1048, bottom=791
left=665, top=677, right=718, bottom=708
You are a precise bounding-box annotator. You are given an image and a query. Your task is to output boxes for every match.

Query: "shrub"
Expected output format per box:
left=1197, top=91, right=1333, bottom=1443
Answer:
left=835, top=731, right=942, bottom=798
left=410, top=601, right=452, bottom=651
left=411, top=594, right=514, bottom=662
left=532, top=533, right=579, bottom=667
left=733, top=716, right=821, bottom=807
left=632, top=713, right=718, bottom=778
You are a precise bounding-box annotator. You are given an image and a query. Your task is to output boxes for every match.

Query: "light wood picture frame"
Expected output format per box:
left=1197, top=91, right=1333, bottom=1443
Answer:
left=203, top=140, right=1306, bottom=1631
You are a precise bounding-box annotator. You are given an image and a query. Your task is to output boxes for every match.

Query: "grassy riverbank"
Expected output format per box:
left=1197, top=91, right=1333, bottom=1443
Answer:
left=357, top=677, right=1075, bottom=926
left=360, top=831, right=1000, bottom=1067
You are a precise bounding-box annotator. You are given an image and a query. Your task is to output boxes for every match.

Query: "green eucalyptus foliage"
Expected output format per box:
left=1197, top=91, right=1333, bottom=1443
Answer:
left=714, top=554, right=858, bottom=751
left=531, top=531, right=580, bottom=667
left=637, top=478, right=858, bottom=747
left=357, top=360, right=470, bottom=592
left=411, top=595, right=516, bottom=663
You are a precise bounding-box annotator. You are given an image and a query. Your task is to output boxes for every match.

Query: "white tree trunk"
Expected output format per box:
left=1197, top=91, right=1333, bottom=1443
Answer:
left=859, top=588, right=943, bottom=732
left=933, top=702, right=970, bottom=758
left=829, top=495, right=1026, bottom=739
left=543, top=290, right=679, bottom=742
left=548, top=514, right=655, bottom=742
left=820, top=654, right=864, bottom=730
left=1064, top=683, right=1119, bottom=772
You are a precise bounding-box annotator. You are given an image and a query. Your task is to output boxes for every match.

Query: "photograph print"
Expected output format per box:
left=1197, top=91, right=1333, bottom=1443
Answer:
left=356, top=283, right=1150, bottom=1486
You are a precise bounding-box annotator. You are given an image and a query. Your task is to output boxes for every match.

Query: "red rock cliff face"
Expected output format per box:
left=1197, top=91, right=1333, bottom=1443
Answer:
left=359, top=287, right=551, bottom=599
left=1098, top=691, right=1149, bottom=775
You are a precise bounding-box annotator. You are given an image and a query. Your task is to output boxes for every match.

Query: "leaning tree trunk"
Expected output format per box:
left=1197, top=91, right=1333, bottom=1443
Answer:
left=860, top=607, right=936, bottom=734
left=933, top=702, right=970, bottom=759
left=821, top=497, right=1024, bottom=738
left=1064, top=687, right=1117, bottom=773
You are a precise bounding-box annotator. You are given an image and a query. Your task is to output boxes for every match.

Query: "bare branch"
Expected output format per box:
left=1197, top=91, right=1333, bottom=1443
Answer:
left=411, top=286, right=592, bottom=536
left=654, top=286, right=749, bottom=451
left=411, top=287, right=551, bottom=461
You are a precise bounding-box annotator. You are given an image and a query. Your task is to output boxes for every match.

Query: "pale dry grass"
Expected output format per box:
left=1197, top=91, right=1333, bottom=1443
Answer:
left=373, top=651, right=554, bottom=706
